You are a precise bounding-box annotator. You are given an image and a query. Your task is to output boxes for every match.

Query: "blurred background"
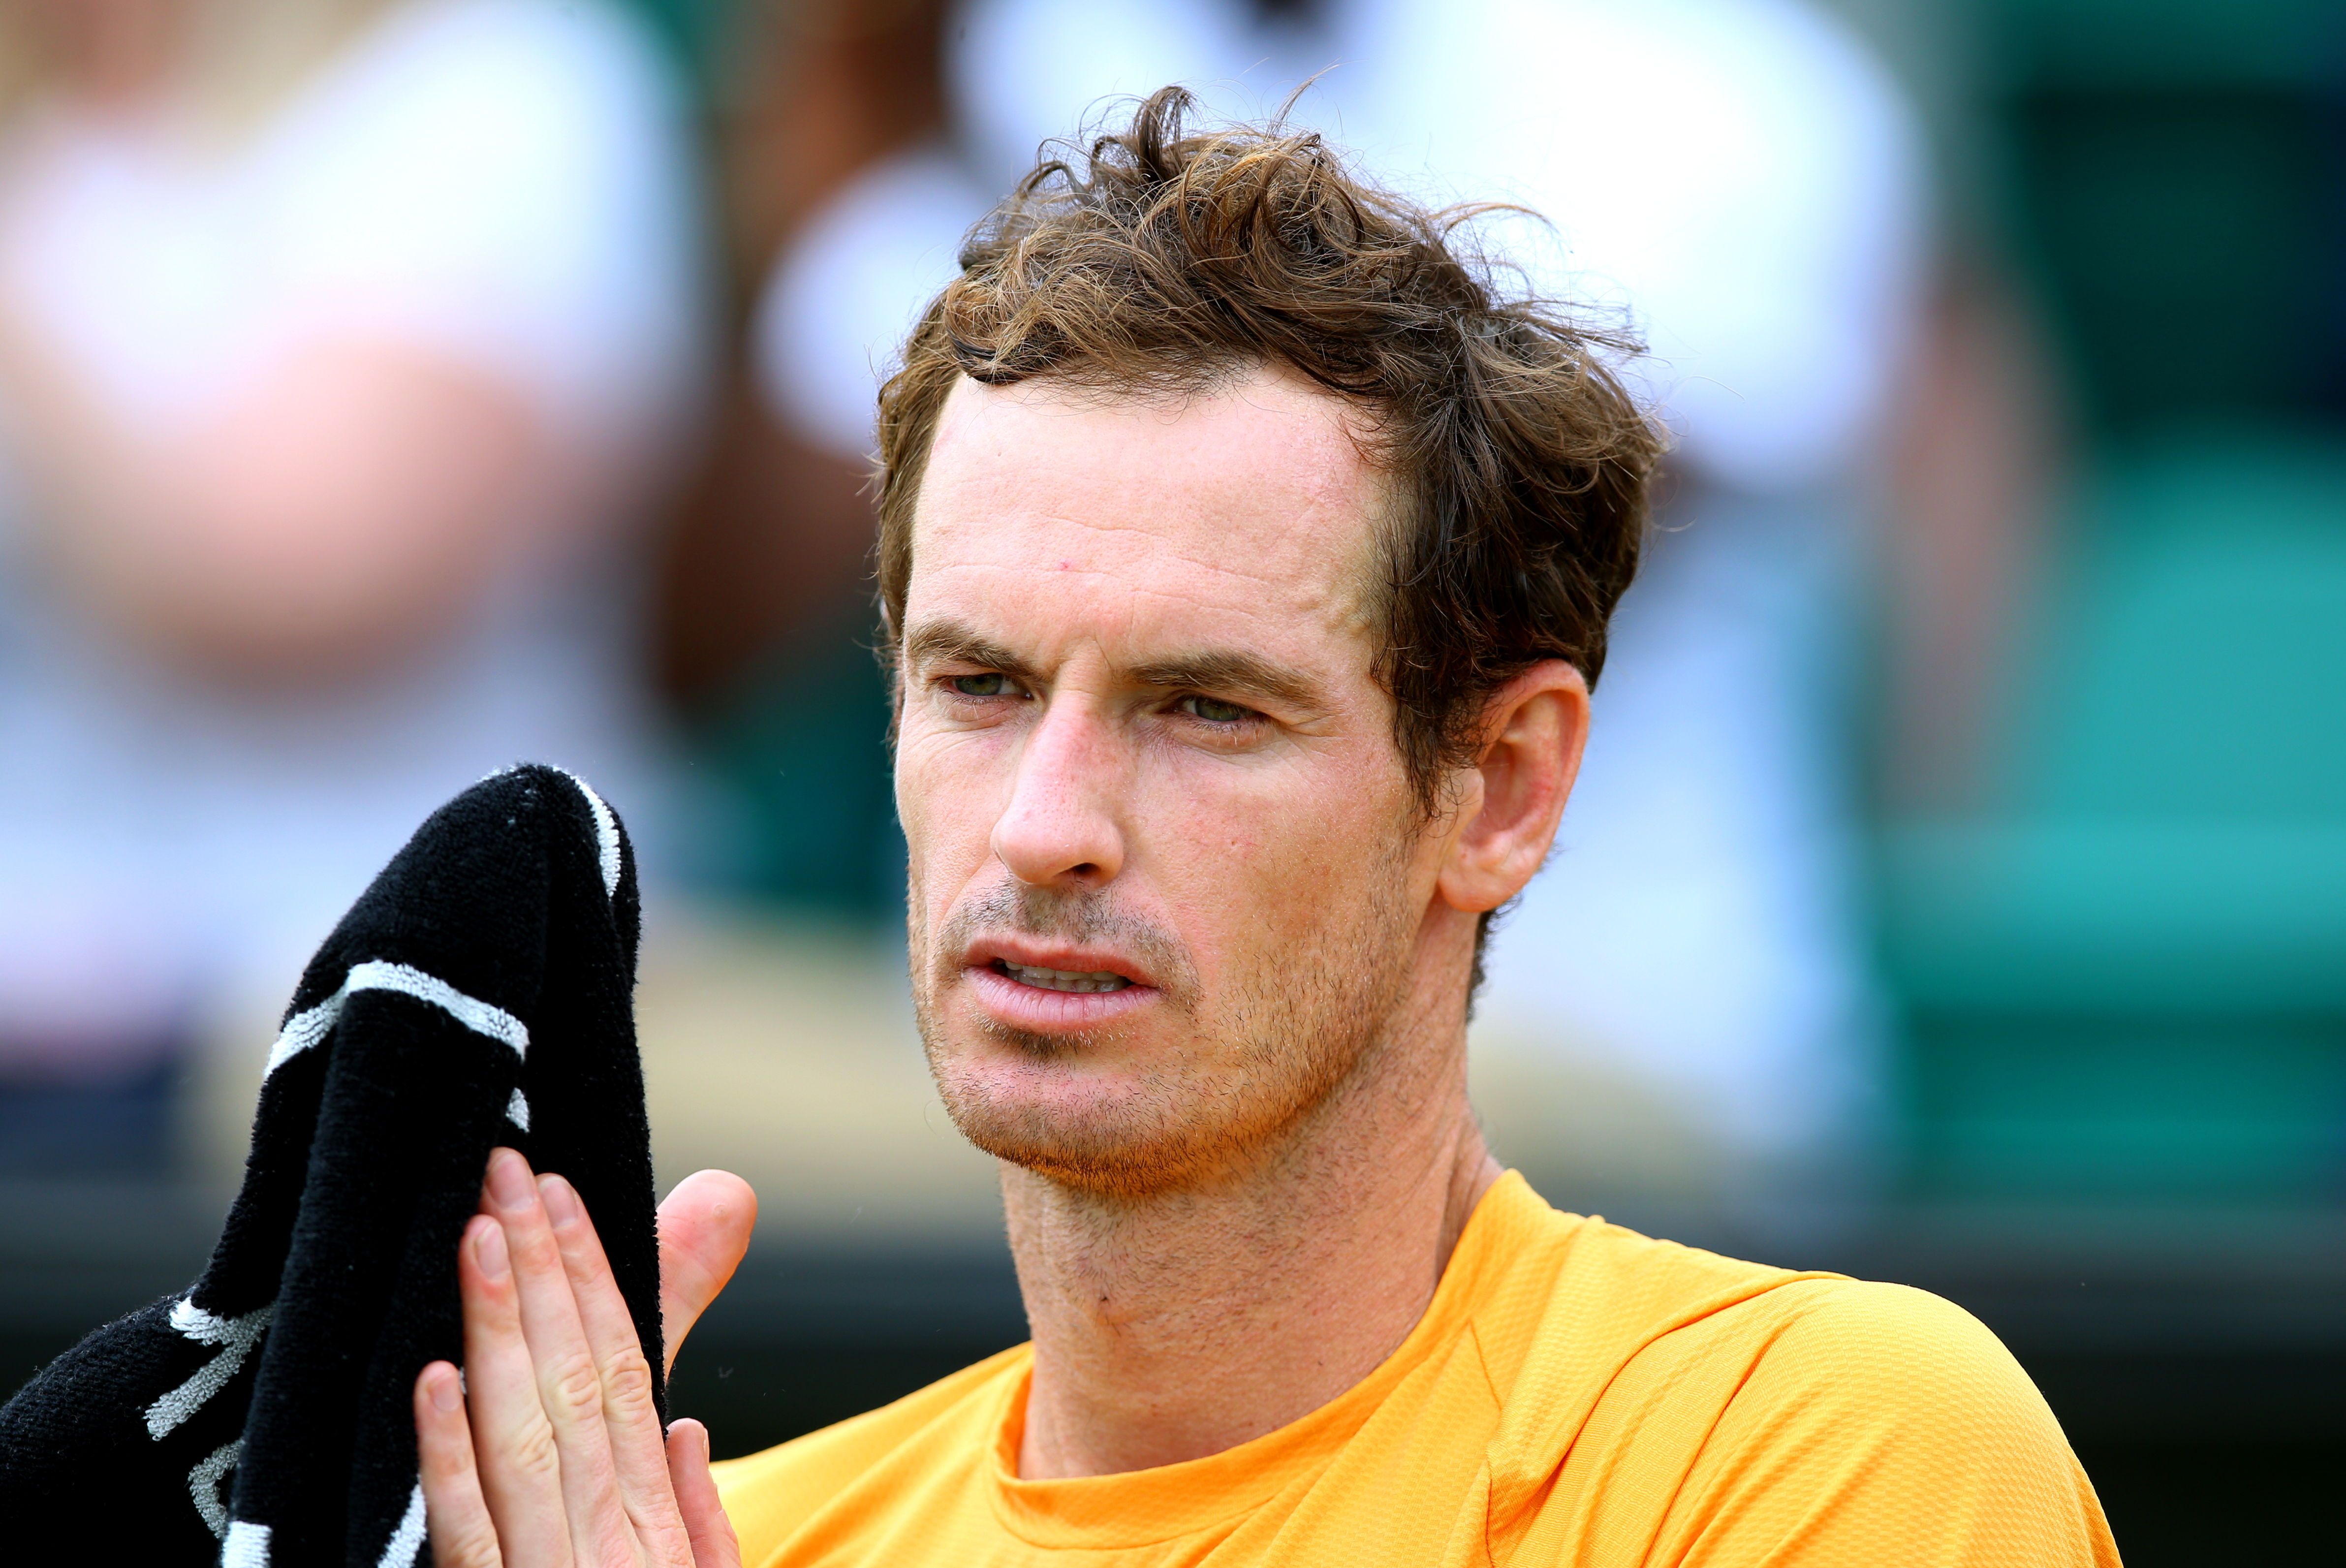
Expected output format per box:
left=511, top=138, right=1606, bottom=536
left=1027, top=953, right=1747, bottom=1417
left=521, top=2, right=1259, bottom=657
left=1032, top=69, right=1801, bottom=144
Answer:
left=0, top=0, right=2339, bottom=1559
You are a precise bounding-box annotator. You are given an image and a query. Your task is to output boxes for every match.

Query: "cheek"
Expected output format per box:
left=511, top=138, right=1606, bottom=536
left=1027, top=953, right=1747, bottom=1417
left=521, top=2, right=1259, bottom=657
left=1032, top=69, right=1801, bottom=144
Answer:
left=894, top=729, right=1005, bottom=891
left=1142, top=754, right=1411, bottom=970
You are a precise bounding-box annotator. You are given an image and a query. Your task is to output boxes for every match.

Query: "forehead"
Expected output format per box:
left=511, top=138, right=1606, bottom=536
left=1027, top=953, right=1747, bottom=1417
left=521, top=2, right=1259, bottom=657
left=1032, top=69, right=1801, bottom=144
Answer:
left=907, top=368, right=1388, bottom=662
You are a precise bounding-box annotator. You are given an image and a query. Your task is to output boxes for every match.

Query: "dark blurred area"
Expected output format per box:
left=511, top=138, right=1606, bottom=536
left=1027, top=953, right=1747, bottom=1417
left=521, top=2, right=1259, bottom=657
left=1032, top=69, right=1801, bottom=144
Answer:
left=4, top=1, right=2342, bottom=1562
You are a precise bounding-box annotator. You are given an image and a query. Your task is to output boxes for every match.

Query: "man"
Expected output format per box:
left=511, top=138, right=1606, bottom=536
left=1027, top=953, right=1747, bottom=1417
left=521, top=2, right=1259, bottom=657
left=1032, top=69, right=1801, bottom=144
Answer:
left=412, top=93, right=2121, bottom=1566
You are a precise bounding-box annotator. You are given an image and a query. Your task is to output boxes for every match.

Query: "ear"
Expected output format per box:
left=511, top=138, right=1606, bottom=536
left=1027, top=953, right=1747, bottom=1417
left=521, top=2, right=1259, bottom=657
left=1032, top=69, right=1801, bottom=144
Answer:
left=1436, top=660, right=1590, bottom=915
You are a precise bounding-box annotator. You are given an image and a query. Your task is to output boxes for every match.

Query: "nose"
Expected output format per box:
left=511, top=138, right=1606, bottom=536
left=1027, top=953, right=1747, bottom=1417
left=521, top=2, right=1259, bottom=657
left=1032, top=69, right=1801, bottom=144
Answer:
left=989, top=695, right=1126, bottom=889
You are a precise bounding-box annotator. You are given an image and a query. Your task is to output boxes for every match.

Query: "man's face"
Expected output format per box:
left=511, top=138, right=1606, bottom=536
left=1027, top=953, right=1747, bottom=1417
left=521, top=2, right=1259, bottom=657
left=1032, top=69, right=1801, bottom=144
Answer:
left=895, top=367, right=1451, bottom=1197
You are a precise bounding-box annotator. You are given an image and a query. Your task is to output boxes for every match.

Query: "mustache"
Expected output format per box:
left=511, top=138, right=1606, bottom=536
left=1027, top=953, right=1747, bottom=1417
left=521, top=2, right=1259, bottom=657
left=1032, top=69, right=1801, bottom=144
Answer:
left=936, top=882, right=1195, bottom=998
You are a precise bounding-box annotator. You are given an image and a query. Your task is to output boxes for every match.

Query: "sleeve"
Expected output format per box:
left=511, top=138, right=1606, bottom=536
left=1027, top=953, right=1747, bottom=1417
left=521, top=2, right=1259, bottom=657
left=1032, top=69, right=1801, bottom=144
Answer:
left=1668, top=1282, right=2122, bottom=1568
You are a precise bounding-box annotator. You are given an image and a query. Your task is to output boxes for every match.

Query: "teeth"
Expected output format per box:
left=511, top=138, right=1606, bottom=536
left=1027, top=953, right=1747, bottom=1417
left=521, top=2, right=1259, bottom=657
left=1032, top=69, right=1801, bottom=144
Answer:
left=1001, top=962, right=1132, bottom=994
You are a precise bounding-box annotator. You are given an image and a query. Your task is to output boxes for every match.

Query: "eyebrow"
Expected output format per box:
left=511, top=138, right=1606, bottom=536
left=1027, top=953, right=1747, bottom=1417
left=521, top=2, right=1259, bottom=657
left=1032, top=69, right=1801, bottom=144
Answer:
left=1124, top=651, right=1329, bottom=713
left=902, top=620, right=1042, bottom=688
left=902, top=618, right=1331, bottom=714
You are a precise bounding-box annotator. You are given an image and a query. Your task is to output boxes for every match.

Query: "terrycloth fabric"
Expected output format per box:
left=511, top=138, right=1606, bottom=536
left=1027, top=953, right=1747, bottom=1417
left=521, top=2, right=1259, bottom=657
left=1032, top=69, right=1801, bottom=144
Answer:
left=0, top=764, right=662, bottom=1567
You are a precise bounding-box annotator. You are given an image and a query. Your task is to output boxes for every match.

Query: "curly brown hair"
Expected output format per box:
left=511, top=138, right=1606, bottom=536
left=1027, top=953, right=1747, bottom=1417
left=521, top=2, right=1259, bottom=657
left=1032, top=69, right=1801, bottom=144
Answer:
left=875, top=86, right=1664, bottom=813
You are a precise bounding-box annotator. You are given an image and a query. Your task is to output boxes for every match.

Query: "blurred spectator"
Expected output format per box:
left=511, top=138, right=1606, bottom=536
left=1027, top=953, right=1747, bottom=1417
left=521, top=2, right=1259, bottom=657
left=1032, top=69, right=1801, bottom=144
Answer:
left=0, top=0, right=706, bottom=1172
left=646, top=0, right=945, bottom=915
left=746, top=0, right=1929, bottom=1236
left=656, top=0, right=945, bottom=707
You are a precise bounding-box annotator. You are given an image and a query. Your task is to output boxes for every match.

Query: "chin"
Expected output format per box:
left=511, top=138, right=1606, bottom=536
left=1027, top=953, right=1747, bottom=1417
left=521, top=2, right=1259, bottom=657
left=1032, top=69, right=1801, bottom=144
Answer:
left=909, top=887, right=1416, bottom=1196
left=924, top=1045, right=1234, bottom=1197
left=929, top=1036, right=1364, bottom=1200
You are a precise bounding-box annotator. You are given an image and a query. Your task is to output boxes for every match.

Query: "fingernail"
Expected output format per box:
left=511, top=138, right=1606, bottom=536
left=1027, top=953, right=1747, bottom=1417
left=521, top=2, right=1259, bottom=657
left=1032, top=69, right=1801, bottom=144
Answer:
left=486, top=1148, right=532, bottom=1212
left=429, top=1365, right=461, bottom=1412
left=539, top=1174, right=581, bottom=1230
left=475, top=1220, right=509, bottom=1281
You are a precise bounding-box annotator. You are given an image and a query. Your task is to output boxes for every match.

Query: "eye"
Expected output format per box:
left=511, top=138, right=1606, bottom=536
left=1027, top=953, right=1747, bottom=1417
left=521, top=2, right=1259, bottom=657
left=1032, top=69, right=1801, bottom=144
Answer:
left=949, top=672, right=1025, bottom=698
left=1178, top=694, right=1253, bottom=724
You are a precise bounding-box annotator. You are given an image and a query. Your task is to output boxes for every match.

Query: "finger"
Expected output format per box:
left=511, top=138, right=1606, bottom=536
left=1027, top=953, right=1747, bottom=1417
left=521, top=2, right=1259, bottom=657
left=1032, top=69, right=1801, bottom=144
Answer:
left=654, top=1170, right=756, bottom=1375
left=457, top=1213, right=571, bottom=1568
left=481, top=1148, right=638, bottom=1560
left=666, top=1419, right=743, bottom=1568
left=415, top=1361, right=501, bottom=1568
left=537, top=1173, right=689, bottom=1548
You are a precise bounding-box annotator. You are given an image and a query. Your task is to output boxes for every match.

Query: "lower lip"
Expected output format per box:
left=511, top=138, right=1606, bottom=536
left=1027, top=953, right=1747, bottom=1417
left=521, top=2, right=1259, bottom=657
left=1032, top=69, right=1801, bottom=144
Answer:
left=966, top=964, right=1157, bottom=1032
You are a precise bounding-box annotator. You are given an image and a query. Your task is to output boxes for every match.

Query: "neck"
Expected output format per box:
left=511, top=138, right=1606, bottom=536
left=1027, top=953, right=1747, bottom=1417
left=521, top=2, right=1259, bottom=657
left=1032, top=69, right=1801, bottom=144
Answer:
left=1004, top=978, right=1502, bottom=1480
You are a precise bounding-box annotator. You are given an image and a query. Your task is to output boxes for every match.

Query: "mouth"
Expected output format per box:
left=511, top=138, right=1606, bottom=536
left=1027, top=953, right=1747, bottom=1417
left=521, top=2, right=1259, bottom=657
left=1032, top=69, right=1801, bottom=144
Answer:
left=994, top=960, right=1133, bottom=995
left=956, top=934, right=1159, bottom=1031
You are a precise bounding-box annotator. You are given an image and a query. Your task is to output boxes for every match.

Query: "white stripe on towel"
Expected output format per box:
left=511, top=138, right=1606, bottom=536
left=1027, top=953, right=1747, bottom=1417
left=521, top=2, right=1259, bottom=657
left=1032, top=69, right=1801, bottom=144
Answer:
left=554, top=768, right=623, bottom=900
left=222, top=1519, right=271, bottom=1568
left=146, top=1299, right=274, bottom=1439
left=265, top=961, right=527, bottom=1079
left=189, top=1440, right=241, bottom=1538
left=375, top=1479, right=428, bottom=1568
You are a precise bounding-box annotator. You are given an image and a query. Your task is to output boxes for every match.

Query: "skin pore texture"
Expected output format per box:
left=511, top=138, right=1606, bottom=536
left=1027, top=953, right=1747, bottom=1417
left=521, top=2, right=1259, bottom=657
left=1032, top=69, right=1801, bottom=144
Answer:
left=896, top=366, right=1590, bottom=1479
left=411, top=362, right=1589, bottom=1562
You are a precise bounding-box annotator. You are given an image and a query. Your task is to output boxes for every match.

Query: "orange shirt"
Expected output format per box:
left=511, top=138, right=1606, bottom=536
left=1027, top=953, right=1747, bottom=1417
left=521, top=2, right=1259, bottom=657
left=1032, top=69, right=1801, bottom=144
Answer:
left=715, top=1173, right=2120, bottom=1566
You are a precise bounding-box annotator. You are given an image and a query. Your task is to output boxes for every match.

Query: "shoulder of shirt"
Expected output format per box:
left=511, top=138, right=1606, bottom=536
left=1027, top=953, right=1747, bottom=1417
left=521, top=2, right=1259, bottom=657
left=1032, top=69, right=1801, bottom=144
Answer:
left=712, top=1343, right=1030, bottom=1542
left=1660, top=1278, right=2085, bottom=1505
left=1466, top=1178, right=1810, bottom=1369
left=1474, top=1178, right=2079, bottom=1525
left=1720, top=1273, right=2052, bottom=1418
left=1478, top=1177, right=2032, bottom=1409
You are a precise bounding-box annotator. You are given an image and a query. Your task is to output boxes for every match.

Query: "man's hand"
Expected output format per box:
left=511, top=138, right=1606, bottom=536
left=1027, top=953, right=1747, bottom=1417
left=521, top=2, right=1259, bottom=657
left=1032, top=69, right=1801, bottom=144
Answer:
left=413, top=1149, right=756, bottom=1568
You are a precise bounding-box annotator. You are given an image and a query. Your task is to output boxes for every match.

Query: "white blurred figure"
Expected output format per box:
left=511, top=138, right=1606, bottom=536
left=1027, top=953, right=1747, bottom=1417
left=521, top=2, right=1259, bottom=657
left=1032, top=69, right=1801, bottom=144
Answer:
left=1336, top=0, right=1926, bottom=1243
left=0, top=0, right=704, bottom=1169
left=759, top=0, right=1925, bottom=1235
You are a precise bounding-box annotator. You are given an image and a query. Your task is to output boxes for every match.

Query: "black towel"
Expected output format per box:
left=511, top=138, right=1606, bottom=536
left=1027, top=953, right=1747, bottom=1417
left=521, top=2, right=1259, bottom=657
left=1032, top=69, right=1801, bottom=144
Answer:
left=0, top=764, right=663, bottom=1567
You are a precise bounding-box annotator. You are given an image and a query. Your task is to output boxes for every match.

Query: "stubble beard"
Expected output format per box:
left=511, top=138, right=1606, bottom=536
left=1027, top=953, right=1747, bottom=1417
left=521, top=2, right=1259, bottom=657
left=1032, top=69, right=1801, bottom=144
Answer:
left=910, top=865, right=1422, bottom=1202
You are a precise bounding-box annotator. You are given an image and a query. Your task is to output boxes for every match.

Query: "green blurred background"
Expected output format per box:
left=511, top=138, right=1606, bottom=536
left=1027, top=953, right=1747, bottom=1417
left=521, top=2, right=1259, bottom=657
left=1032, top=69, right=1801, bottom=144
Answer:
left=1884, top=0, right=2346, bottom=1214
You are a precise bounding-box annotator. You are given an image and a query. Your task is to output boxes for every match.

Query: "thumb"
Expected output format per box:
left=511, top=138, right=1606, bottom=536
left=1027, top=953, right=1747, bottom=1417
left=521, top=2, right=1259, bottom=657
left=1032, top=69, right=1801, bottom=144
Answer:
left=657, top=1169, right=756, bottom=1376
